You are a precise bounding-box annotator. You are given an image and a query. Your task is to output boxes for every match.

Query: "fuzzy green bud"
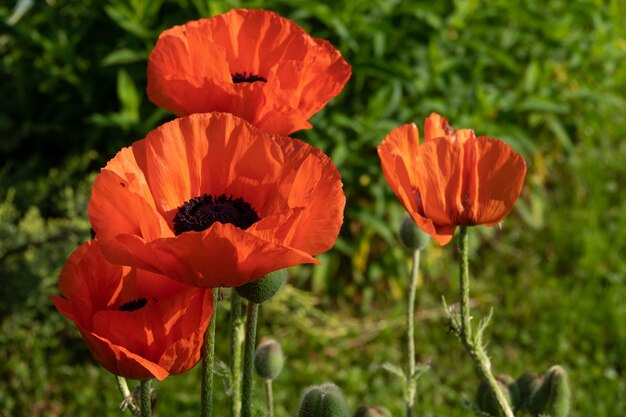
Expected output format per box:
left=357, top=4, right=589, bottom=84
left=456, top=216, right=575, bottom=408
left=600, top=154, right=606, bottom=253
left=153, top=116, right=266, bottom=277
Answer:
left=515, top=371, right=543, bottom=411
left=254, top=338, right=284, bottom=381
left=298, top=383, right=350, bottom=417
left=354, top=405, right=392, bottom=417
left=528, top=365, right=571, bottom=417
left=476, top=375, right=518, bottom=417
left=399, top=215, right=430, bottom=250
left=236, top=269, right=286, bottom=304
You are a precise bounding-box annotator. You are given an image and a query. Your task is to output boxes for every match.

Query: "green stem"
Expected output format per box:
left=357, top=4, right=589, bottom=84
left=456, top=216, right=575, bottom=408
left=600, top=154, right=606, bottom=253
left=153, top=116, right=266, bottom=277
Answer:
left=230, top=292, right=245, bottom=417
left=459, top=227, right=472, bottom=343
left=241, top=301, right=259, bottom=417
left=115, top=376, right=138, bottom=415
left=406, top=248, right=421, bottom=417
left=140, top=380, right=151, bottom=417
left=457, top=226, right=514, bottom=417
left=201, top=290, right=219, bottom=417
left=265, top=379, right=274, bottom=417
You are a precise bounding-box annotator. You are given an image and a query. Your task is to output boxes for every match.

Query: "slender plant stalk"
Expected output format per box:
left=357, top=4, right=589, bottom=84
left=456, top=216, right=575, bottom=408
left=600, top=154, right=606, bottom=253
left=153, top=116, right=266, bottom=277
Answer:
left=139, top=380, right=151, bottom=417
left=406, top=248, right=421, bottom=417
left=265, top=379, right=274, bottom=417
left=201, top=290, right=219, bottom=417
left=456, top=226, right=515, bottom=417
left=115, top=376, right=138, bottom=415
left=241, top=301, right=259, bottom=417
left=230, top=292, right=245, bottom=417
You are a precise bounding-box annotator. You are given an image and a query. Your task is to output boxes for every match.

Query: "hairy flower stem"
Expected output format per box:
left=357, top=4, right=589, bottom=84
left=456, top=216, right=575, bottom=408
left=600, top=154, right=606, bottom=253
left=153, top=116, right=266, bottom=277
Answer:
left=139, top=380, right=151, bottom=417
left=265, top=379, right=274, bottom=417
left=230, top=292, right=245, bottom=417
left=201, top=291, right=219, bottom=417
left=115, top=376, right=138, bottom=415
left=406, top=248, right=421, bottom=417
left=241, top=301, right=259, bottom=417
left=457, top=227, right=514, bottom=417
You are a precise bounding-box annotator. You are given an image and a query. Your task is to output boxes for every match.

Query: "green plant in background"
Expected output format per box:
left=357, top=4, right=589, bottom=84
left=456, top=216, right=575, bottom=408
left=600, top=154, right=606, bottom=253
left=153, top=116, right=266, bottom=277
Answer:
left=1, top=0, right=626, bottom=416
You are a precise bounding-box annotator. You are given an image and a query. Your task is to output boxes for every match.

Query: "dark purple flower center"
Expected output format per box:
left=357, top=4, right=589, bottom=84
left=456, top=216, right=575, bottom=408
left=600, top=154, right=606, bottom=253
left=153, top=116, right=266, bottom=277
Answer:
left=119, top=298, right=148, bottom=312
left=173, top=194, right=260, bottom=236
left=232, top=72, right=267, bottom=84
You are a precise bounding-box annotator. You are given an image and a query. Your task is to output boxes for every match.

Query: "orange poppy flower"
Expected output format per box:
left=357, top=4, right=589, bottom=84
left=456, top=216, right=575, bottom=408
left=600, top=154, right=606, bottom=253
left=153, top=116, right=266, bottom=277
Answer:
left=378, top=113, right=526, bottom=245
left=146, top=8, right=351, bottom=135
left=51, top=240, right=213, bottom=381
left=88, top=112, right=344, bottom=288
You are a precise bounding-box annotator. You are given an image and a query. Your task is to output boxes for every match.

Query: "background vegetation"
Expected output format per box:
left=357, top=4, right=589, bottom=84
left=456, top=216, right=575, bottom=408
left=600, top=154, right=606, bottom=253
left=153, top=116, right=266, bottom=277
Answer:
left=1, top=0, right=625, bottom=416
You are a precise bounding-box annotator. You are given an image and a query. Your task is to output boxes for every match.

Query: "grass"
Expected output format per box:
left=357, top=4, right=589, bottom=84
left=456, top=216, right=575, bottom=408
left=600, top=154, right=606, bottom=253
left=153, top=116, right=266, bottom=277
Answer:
left=1, top=0, right=625, bottom=416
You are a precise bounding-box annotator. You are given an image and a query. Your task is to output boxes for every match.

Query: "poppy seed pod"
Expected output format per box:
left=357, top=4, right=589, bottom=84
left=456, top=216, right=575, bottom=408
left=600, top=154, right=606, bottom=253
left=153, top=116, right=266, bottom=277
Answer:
left=298, top=383, right=350, bottom=417
left=354, top=405, right=392, bottom=417
left=528, top=366, right=571, bottom=417
left=476, top=375, right=519, bottom=417
left=236, top=269, right=286, bottom=304
left=254, top=338, right=285, bottom=380
left=399, top=214, right=430, bottom=250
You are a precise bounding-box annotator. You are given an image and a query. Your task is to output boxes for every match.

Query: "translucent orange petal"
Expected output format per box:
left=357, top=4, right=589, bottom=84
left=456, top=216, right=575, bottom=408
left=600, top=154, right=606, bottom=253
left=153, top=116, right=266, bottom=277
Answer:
left=378, top=124, right=421, bottom=212
left=464, top=137, right=527, bottom=225
left=112, top=223, right=319, bottom=288
left=424, top=113, right=451, bottom=141
left=79, top=327, right=170, bottom=381
left=414, top=138, right=464, bottom=230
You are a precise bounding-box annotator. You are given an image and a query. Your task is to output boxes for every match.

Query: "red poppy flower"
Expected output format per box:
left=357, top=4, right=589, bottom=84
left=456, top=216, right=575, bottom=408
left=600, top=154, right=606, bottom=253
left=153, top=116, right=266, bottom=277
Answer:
left=146, top=8, right=351, bottom=135
left=88, top=112, right=344, bottom=288
left=378, top=113, right=527, bottom=245
left=51, top=240, right=213, bottom=381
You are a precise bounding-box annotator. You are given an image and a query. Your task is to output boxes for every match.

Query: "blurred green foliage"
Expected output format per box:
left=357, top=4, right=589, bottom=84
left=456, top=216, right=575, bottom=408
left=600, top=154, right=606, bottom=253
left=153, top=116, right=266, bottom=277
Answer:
left=1, top=0, right=625, bottom=416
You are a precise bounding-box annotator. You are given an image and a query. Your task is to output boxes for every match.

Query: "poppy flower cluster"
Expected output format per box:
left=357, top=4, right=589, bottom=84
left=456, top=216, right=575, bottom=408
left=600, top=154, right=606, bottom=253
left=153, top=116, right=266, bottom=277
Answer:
left=378, top=113, right=526, bottom=245
left=54, top=8, right=348, bottom=381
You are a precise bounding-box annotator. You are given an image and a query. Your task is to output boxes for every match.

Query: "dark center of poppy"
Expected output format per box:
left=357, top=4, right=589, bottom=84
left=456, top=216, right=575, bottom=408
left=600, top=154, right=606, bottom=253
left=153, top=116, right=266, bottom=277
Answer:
left=173, top=193, right=260, bottom=236
left=119, top=298, right=148, bottom=312
left=232, top=72, right=267, bottom=84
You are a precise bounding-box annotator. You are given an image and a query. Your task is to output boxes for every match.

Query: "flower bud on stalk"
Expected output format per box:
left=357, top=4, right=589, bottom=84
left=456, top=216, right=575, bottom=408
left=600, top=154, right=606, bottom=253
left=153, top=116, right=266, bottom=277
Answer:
left=476, top=375, right=519, bottom=417
left=515, top=371, right=543, bottom=411
left=254, top=338, right=285, bottom=381
left=236, top=269, right=287, bottom=304
left=399, top=215, right=430, bottom=251
left=529, top=366, right=571, bottom=417
left=298, top=383, right=350, bottom=417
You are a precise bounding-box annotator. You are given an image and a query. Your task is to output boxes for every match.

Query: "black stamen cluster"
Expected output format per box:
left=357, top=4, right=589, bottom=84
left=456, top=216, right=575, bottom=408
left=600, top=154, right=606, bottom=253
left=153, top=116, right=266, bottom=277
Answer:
left=232, top=72, right=267, bottom=84
left=119, top=298, right=148, bottom=312
left=173, top=194, right=260, bottom=236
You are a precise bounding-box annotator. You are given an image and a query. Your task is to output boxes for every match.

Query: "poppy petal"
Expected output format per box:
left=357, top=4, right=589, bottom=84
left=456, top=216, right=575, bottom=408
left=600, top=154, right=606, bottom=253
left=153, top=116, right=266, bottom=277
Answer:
left=466, top=137, right=527, bottom=225
left=414, top=138, right=464, bottom=232
left=110, top=223, right=319, bottom=288
left=79, top=326, right=170, bottom=381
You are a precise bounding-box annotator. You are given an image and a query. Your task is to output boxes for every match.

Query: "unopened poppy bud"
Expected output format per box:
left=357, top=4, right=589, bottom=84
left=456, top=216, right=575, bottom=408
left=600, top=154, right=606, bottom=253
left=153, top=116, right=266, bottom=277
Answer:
left=254, top=338, right=284, bottom=380
left=236, top=269, right=286, bottom=304
left=298, top=383, right=350, bottom=417
left=354, top=405, right=392, bottom=417
left=476, top=375, right=518, bottom=417
left=515, top=371, right=543, bottom=411
left=529, top=365, right=571, bottom=417
left=399, top=215, right=430, bottom=250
